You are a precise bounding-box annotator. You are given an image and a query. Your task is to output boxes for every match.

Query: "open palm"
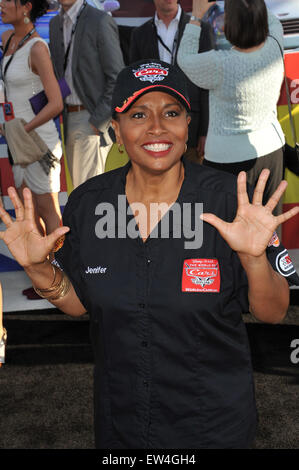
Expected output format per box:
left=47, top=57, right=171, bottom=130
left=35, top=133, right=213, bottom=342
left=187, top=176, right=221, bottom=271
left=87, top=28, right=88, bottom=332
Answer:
left=0, top=187, right=69, bottom=268
left=201, top=170, right=299, bottom=257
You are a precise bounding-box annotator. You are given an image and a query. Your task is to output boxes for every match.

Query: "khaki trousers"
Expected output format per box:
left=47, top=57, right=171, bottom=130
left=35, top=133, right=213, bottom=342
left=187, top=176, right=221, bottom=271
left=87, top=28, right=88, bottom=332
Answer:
left=65, top=109, right=113, bottom=189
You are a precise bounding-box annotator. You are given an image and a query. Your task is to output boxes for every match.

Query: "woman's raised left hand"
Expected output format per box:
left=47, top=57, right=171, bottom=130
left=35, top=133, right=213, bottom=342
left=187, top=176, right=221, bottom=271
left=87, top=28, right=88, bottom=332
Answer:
left=200, top=169, right=299, bottom=257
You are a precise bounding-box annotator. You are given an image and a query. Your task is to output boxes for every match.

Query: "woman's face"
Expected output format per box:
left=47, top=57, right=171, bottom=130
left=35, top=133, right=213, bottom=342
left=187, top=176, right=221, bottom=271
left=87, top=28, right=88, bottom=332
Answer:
left=112, top=91, right=190, bottom=175
left=0, top=0, right=29, bottom=25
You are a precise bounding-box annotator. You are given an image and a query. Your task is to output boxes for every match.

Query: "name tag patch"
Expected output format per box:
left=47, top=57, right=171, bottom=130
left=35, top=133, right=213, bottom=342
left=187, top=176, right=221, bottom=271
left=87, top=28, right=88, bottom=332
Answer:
left=182, top=259, right=220, bottom=293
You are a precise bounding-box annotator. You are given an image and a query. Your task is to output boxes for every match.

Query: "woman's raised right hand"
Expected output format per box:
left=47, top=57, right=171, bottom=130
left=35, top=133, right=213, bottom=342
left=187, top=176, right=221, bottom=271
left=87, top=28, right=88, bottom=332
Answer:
left=0, top=187, right=69, bottom=268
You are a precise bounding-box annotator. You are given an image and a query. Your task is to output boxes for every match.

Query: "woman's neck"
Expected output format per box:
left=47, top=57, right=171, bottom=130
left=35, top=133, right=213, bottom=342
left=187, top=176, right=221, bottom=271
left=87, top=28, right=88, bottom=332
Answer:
left=126, top=161, right=185, bottom=205
left=125, top=161, right=185, bottom=242
left=12, top=20, right=35, bottom=39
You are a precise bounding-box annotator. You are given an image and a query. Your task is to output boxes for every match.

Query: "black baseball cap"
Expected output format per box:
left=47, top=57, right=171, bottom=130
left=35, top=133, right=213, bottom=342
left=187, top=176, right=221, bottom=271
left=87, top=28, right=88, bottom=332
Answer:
left=111, top=59, right=191, bottom=116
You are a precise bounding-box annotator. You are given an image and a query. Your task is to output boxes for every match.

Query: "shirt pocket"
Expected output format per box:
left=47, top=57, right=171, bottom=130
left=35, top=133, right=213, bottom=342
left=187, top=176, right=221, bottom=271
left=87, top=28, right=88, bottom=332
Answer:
left=180, top=255, right=244, bottom=328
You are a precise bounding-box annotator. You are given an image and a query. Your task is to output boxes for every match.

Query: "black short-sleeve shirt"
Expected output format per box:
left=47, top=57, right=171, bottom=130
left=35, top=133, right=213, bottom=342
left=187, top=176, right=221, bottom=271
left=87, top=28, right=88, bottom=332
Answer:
left=55, top=158, right=299, bottom=449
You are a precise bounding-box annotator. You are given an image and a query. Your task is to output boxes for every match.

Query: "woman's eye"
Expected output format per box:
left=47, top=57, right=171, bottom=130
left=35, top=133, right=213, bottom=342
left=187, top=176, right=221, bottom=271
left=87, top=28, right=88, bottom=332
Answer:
left=131, top=112, right=145, bottom=119
left=166, top=110, right=180, bottom=117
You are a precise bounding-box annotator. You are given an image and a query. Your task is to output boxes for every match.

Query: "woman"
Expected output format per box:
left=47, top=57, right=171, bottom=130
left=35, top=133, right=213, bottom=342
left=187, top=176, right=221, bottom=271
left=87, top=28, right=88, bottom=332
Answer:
left=177, top=0, right=285, bottom=216
left=0, top=0, right=63, bottom=263
left=0, top=60, right=298, bottom=449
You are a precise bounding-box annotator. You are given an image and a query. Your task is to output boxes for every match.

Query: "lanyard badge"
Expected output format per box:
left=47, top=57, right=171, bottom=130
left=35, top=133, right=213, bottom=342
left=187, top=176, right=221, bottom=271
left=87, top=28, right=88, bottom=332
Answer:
left=0, top=102, right=15, bottom=122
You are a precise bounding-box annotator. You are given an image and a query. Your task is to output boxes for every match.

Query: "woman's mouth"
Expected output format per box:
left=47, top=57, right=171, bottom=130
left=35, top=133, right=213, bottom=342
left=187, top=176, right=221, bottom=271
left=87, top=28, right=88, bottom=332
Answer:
left=142, top=142, right=173, bottom=157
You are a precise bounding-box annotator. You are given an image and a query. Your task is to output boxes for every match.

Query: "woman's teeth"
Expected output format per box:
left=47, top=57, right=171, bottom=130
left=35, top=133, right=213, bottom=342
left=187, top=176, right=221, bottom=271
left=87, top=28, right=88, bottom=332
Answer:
left=143, top=143, right=171, bottom=152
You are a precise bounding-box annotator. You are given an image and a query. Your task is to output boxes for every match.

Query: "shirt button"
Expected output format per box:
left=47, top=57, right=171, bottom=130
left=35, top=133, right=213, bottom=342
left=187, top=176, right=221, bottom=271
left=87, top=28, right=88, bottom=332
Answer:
left=141, top=341, right=148, bottom=347
left=147, top=259, right=151, bottom=265
left=143, top=380, right=149, bottom=387
left=139, top=303, right=145, bottom=309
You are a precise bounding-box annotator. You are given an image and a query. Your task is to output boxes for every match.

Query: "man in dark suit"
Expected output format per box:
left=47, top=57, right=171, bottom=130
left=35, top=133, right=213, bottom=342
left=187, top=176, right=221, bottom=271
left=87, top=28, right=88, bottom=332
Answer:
left=129, top=0, right=214, bottom=162
left=49, top=0, right=124, bottom=189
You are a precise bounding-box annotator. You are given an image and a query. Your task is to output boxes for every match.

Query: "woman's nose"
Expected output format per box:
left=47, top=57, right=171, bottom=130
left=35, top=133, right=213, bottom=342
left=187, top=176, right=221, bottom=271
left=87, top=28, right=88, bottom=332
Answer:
left=147, top=115, right=166, bottom=135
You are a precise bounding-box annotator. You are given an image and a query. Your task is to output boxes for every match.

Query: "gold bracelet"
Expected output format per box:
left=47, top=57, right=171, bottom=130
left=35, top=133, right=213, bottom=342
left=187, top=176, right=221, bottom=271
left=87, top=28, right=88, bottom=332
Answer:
left=48, top=272, right=71, bottom=301
left=35, top=264, right=57, bottom=294
left=33, top=270, right=71, bottom=301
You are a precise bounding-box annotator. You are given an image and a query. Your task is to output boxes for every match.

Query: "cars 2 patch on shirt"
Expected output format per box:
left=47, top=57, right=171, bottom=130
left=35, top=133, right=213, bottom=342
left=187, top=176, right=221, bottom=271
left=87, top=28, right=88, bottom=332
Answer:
left=182, top=259, right=220, bottom=293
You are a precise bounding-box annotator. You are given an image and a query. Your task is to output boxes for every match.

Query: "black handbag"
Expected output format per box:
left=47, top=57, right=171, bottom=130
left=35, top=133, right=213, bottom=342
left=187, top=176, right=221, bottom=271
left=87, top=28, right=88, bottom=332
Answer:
left=270, top=35, right=299, bottom=176
left=284, top=143, right=299, bottom=176
left=29, top=77, right=71, bottom=115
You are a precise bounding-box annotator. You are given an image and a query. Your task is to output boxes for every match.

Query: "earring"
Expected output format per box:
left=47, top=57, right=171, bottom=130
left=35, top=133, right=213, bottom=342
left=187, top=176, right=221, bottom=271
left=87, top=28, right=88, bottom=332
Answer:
left=118, top=143, right=124, bottom=154
left=184, top=144, right=187, bottom=153
left=24, top=13, right=30, bottom=24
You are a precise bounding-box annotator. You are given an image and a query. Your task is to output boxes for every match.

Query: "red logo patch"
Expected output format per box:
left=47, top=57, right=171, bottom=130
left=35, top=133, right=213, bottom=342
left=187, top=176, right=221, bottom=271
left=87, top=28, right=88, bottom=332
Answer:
left=279, top=254, right=292, bottom=271
left=133, top=63, right=169, bottom=83
left=135, top=67, right=168, bottom=78
left=182, top=259, right=220, bottom=293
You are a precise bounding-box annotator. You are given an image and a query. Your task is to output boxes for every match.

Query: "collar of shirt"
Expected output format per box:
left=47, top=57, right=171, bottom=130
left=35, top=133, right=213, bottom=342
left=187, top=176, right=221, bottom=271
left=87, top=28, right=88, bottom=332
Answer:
left=60, top=0, right=85, bottom=25
left=118, top=156, right=198, bottom=214
left=154, top=4, right=182, bottom=28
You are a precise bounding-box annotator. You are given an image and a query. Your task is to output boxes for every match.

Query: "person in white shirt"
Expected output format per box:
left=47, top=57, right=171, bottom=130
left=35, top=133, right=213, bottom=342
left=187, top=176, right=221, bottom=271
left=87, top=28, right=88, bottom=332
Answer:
left=49, top=0, right=124, bottom=189
left=129, top=0, right=214, bottom=162
left=154, top=0, right=182, bottom=64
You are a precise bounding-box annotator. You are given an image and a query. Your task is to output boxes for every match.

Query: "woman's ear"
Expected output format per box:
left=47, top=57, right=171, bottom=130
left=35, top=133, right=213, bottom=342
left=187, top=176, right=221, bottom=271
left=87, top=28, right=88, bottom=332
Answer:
left=111, top=118, right=122, bottom=145
left=24, top=1, right=33, bottom=16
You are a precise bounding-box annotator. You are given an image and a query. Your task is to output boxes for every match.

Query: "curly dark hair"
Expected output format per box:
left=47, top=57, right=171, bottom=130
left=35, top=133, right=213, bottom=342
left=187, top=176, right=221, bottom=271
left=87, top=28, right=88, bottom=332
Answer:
left=19, top=0, right=49, bottom=23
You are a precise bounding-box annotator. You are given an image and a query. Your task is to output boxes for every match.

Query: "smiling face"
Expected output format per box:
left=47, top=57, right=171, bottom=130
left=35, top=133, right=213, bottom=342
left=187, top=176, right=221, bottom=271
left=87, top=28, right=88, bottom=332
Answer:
left=112, top=91, right=190, bottom=175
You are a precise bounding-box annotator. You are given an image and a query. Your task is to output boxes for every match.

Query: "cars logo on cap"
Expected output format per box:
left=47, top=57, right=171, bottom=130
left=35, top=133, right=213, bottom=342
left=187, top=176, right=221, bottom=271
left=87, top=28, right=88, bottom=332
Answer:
left=133, top=63, right=169, bottom=84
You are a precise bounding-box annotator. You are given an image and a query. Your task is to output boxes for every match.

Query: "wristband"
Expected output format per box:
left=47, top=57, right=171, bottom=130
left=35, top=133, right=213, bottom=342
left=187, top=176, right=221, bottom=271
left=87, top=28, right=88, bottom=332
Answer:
left=190, top=15, right=202, bottom=23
